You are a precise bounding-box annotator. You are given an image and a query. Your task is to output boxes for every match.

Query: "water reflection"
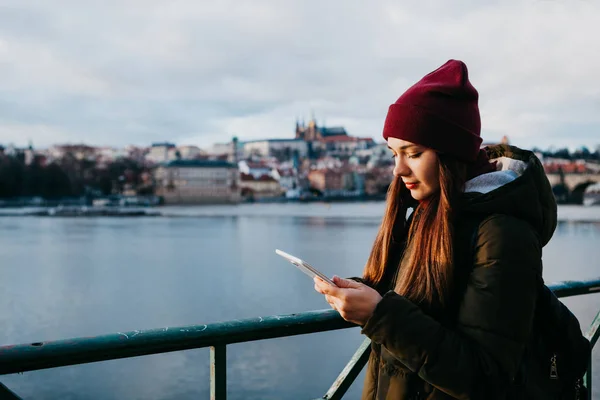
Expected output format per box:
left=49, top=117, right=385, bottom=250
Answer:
left=555, top=220, right=600, bottom=237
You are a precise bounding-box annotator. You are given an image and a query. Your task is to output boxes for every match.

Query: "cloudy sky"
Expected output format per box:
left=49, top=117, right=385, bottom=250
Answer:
left=0, top=0, right=598, bottom=150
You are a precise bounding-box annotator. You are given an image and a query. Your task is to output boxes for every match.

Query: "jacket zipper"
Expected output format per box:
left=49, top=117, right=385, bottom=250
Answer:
left=550, top=353, right=558, bottom=379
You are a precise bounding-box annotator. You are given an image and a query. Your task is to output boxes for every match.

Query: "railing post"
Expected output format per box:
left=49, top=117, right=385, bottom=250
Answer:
left=585, top=357, right=591, bottom=396
left=210, top=345, right=226, bottom=400
left=584, top=307, right=600, bottom=394
left=319, top=337, right=372, bottom=400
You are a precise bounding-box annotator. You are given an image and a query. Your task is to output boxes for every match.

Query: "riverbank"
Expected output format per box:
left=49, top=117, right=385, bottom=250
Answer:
left=0, top=206, right=160, bottom=217
left=0, top=203, right=598, bottom=222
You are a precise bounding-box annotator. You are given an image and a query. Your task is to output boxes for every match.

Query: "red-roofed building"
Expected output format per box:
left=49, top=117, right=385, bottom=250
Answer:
left=240, top=172, right=284, bottom=200
left=308, top=167, right=364, bottom=196
left=238, top=160, right=277, bottom=179
left=543, top=160, right=588, bottom=174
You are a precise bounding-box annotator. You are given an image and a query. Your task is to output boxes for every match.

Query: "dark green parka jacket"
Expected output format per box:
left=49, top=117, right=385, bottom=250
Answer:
left=360, top=145, right=557, bottom=400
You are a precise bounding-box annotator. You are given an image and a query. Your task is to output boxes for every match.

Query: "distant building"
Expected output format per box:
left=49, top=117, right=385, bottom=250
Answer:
left=3, top=144, right=20, bottom=158
left=47, top=144, right=97, bottom=162
left=482, top=135, right=510, bottom=148
left=206, top=137, right=244, bottom=163
left=320, top=135, right=376, bottom=156
left=177, top=145, right=205, bottom=160
left=364, top=166, right=394, bottom=195
left=208, top=142, right=229, bottom=155
left=543, top=159, right=588, bottom=174
left=154, top=159, right=240, bottom=205
left=125, top=145, right=149, bottom=164
left=295, top=118, right=348, bottom=142
left=96, top=147, right=128, bottom=163
left=308, top=168, right=364, bottom=196
left=294, top=116, right=376, bottom=158
left=313, top=156, right=343, bottom=170
left=243, top=139, right=308, bottom=159
left=239, top=173, right=283, bottom=200
left=146, top=142, right=176, bottom=164
left=308, top=169, right=342, bottom=193
left=238, top=160, right=277, bottom=179
left=238, top=159, right=289, bottom=199
left=276, top=168, right=299, bottom=191
left=24, top=147, right=35, bottom=166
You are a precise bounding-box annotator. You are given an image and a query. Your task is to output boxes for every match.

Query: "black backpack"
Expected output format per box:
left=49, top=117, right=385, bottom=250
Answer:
left=514, top=281, right=590, bottom=399
left=458, top=215, right=591, bottom=399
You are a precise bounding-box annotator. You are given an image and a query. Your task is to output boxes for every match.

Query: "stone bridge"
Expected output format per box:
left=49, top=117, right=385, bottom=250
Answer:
left=545, top=173, right=600, bottom=203
left=545, top=173, right=600, bottom=191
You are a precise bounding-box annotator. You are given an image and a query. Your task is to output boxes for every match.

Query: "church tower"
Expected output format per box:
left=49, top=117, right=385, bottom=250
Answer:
left=295, top=119, right=303, bottom=140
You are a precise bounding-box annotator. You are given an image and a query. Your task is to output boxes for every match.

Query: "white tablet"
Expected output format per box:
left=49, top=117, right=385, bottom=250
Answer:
left=275, top=249, right=337, bottom=286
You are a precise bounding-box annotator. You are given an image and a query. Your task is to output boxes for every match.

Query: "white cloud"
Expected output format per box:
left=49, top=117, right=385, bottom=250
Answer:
left=0, top=0, right=598, bottom=150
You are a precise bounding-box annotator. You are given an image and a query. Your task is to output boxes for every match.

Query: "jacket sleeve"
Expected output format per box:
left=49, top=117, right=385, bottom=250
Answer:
left=348, top=276, right=369, bottom=285
left=348, top=277, right=394, bottom=296
left=361, top=215, right=540, bottom=399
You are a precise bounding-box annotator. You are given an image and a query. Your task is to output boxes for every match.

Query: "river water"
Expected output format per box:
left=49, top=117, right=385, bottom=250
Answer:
left=0, top=203, right=598, bottom=399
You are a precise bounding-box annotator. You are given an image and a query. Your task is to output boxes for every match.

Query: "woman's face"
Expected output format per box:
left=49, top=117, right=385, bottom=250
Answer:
left=387, top=137, right=440, bottom=201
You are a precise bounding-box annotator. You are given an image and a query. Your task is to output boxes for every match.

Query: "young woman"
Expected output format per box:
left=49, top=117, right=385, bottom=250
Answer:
left=314, top=60, right=561, bottom=399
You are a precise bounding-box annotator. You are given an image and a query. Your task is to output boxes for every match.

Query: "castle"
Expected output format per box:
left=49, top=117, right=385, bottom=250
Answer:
left=295, top=117, right=348, bottom=142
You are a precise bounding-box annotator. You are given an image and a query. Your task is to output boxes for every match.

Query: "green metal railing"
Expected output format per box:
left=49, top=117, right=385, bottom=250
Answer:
left=0, top=278, right=599, bottom=399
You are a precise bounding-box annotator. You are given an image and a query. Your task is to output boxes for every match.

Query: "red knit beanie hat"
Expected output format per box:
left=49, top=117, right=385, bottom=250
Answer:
left=383, top=60, right=482, bottom=162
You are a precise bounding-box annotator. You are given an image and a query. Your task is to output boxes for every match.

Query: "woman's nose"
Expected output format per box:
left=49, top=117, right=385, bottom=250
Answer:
left=393, top=157, right=410, bottom=177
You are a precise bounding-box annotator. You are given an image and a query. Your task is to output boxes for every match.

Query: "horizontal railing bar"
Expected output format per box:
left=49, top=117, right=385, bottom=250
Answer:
left=549, top=278, right=600, bottom=298
left=0, top=278, right=598, bottom=376
left=0, top=309, right=354, bottom=375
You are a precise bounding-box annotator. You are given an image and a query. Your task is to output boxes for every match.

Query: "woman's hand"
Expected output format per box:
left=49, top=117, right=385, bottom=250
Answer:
left=314, top=276, right=382, bottom=326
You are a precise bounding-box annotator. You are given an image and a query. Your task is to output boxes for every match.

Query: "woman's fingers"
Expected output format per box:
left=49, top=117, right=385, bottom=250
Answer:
left=315, top=277, right=353, bottom=316
left=324, top=295, right=336, bottom=309
left=313, top=277, right=341, bottom=296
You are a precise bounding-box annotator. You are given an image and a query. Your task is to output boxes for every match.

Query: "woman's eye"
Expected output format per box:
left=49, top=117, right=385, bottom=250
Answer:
left=408, top=153, right=422, bottom=159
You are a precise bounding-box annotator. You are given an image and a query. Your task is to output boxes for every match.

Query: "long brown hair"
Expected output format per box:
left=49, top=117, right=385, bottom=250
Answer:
left=363, top=154, right=467, bottom=311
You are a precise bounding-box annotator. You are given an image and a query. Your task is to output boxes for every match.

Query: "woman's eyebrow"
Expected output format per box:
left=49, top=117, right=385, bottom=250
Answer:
left=387, top=144, right=417, bottom=151
left=399, top=144, right=417, bottom=150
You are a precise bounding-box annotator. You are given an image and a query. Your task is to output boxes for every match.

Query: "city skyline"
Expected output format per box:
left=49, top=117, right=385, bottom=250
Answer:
left=0, top=1, right=599, bottom=151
